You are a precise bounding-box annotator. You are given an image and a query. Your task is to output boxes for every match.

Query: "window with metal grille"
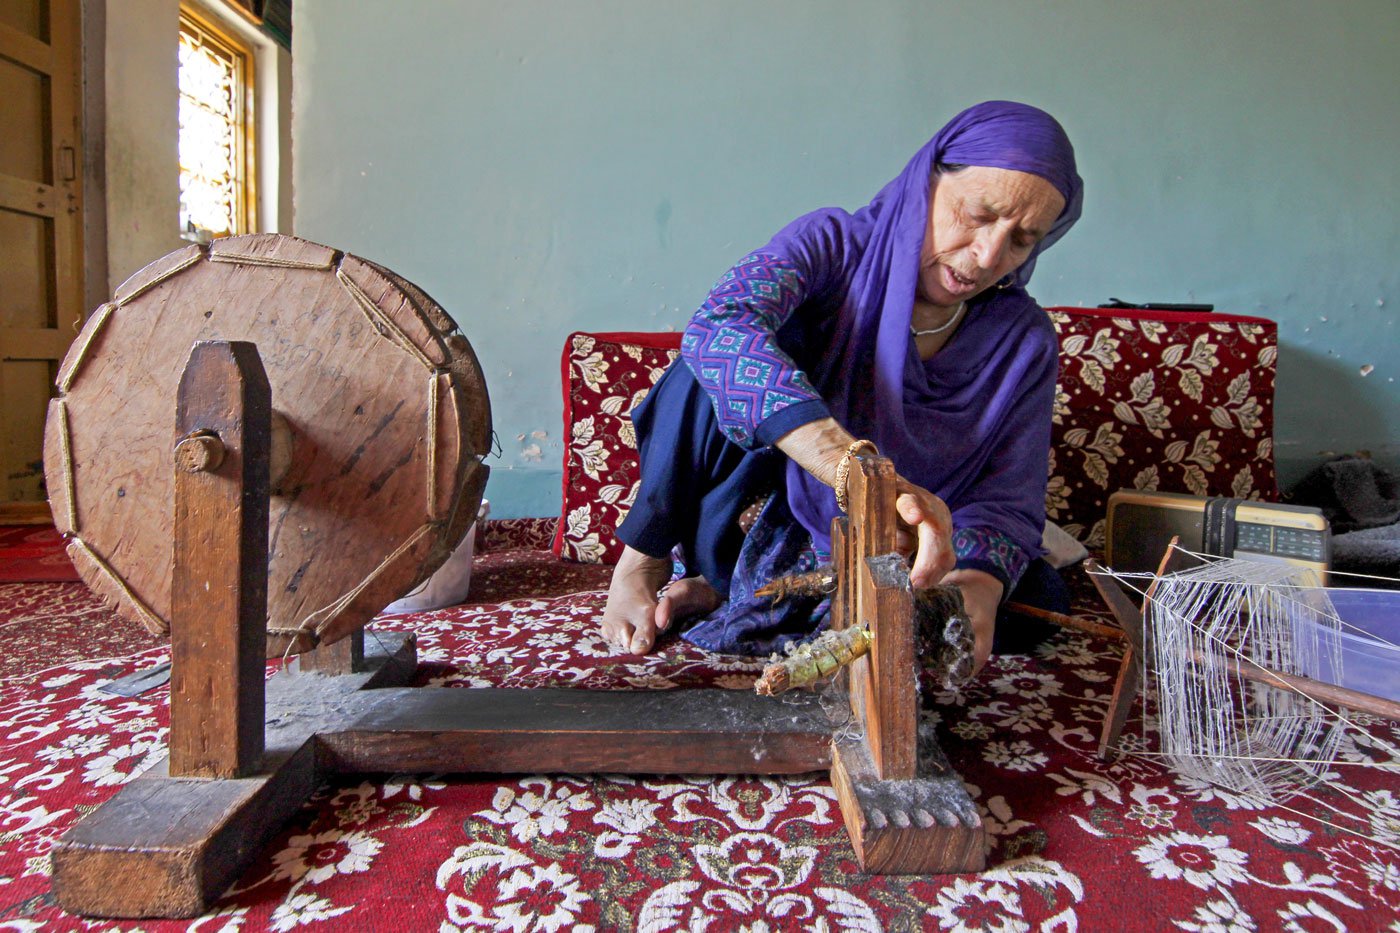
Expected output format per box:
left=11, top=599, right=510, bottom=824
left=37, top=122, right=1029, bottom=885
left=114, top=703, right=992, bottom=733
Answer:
left=178, top=7, right=255, bottom=240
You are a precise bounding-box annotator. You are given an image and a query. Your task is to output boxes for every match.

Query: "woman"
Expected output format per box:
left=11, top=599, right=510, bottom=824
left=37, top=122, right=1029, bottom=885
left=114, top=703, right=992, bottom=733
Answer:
left=601, top=101, right=1083, bottom=676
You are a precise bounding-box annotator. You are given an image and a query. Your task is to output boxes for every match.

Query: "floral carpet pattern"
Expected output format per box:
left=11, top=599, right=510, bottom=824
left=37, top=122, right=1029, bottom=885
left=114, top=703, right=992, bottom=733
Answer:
left=0, top=526, right=1397, bottom=930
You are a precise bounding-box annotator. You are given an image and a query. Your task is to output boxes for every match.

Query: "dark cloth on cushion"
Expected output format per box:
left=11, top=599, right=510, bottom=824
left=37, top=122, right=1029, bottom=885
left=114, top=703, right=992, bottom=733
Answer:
left=1330, top=524, right=1400, bottom=587
left=1288, top=455, right=1400, bottom=585
left=1290, top=455, right=1400, bottom=533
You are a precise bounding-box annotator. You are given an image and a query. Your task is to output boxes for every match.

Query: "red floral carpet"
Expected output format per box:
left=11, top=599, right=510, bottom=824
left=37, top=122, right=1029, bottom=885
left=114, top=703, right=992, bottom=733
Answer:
left=0, top=527, right=81, bottom=583
left=0, top=522, right=1396, bottom=930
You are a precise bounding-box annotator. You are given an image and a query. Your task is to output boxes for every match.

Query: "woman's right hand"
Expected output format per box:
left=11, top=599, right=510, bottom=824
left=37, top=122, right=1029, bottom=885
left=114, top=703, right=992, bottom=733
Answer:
left=890, top=476, right=957, bottom=585
left=775, top=418, right=956, bottom=587
left=892, top=477, right=956, bottom=588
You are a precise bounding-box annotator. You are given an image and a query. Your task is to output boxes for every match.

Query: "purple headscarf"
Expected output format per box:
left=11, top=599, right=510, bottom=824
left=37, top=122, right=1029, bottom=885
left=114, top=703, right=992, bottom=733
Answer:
left=780, top=101, right=1083, bottom=550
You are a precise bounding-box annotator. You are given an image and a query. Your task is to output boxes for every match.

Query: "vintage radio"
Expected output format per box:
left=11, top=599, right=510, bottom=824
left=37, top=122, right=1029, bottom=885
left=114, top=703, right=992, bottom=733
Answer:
left=1105, top=490, right=1330, bottom=578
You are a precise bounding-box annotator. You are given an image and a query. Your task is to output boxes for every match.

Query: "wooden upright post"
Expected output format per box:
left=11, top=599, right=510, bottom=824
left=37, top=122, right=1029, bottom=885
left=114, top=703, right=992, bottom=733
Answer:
left=829, top=455, right=984, bottom=873
left=846, top=456, right=917, bottom=779
left=170, top=341, right=271, bottom=779
left=1091, top=536, right=1187, bottom=759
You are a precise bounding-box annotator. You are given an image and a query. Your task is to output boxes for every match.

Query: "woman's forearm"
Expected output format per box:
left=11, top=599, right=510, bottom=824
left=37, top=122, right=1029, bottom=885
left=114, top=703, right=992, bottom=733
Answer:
left=772, top=417, right=857, bottom=488
left=776, top=417, right=956, bottom=587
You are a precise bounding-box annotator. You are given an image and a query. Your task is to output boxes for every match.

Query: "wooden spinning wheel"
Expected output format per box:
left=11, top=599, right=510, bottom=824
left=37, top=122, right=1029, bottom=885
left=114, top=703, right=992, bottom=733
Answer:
left=44, top=234, right=491, bottom=657
left=48, top=240, right=983, bottom=919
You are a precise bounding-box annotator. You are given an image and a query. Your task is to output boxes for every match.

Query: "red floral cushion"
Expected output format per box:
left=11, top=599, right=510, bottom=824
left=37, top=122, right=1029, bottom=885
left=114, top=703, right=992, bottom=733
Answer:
left=1045, top=307, right=1278, bottom=547
left=553, top=331, right=682, bottom=563
left=555, top=309, right=1280, bottom=563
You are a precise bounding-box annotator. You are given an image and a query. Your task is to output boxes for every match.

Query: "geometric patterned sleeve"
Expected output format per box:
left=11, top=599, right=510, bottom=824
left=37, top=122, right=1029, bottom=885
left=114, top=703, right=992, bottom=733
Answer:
left=681, top=252, right=832, bottom=449
left=952, top=526, right=1030, bottom=595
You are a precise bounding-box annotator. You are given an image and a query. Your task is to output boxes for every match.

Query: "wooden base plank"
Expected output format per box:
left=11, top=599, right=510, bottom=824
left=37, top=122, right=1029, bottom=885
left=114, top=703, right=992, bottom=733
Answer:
left=322, top=687, right=834, bottom=776
left=52, top=743, right=319, bottom=918
left=832, top=721, right=985, bottom=874
left=52, top=633, right=417, bottom=918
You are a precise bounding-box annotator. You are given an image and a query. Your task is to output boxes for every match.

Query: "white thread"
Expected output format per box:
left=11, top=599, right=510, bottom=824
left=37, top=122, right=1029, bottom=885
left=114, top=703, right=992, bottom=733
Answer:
left=1171, top=543, right=1400, bottom=587
left=1162, top=545, right=1400, bottom=649
left=1098, top=555, right=1399, bottom=807
left=1115, top=750, right=1399, bottom=770
left=1151, top=560, right=1347, bottom=800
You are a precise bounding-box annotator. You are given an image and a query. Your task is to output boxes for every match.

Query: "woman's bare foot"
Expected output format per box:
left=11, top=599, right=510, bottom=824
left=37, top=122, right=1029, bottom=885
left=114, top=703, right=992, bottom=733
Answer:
left=601, top=547, right=674, bottom=654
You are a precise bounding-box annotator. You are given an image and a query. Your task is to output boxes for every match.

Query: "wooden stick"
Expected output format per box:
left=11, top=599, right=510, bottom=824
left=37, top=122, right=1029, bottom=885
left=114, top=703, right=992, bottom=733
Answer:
left=1091, top=541, right=1186, bottom=758
left=1202, top=648, right=1400, bottom=723
left=1004, top=601, right=1128, bottom=642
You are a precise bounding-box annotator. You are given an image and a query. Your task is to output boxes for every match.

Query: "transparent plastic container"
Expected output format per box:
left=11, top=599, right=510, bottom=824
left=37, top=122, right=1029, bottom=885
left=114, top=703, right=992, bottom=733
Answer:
left=1299, top=587, right=1400, bottom=703
left=382, top=500, right=489, bottom=613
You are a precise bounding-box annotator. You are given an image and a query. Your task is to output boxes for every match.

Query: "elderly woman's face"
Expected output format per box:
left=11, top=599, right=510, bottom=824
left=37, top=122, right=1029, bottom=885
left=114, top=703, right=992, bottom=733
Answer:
left=918, top=166, right=1066, bottom=307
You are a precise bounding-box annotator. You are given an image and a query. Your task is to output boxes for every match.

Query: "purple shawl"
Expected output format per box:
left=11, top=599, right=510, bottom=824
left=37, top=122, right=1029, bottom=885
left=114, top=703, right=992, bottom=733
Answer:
left=778, top=101, right=1084, bottom=554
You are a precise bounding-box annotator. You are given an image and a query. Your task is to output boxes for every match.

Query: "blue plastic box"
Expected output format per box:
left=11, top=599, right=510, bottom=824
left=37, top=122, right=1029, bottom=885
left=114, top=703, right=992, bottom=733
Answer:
left=1300, top=588, right=1400, bottom=703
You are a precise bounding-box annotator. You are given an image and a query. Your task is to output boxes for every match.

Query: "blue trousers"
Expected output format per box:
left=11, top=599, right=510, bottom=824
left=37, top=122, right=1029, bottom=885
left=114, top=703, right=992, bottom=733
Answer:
left=616, top=360, right=782, bottom=596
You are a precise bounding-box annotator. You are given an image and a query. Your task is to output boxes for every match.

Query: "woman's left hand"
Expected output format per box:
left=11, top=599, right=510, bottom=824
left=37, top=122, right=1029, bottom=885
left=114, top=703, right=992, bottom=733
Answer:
left=941, top=567, right=1002, bottom=674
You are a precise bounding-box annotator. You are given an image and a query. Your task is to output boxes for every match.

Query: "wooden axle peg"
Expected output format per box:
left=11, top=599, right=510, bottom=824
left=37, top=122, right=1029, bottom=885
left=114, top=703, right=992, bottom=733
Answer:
left=268, top=410, right=292, bottom=492
left=174, top=431, right=225, bottom=473
left=176, top=417, right=290, bottom=483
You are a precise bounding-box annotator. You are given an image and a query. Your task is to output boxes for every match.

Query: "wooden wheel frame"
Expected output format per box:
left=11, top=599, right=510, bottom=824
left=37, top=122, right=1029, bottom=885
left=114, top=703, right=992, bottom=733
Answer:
left=44, top=235, right=491, bottom=657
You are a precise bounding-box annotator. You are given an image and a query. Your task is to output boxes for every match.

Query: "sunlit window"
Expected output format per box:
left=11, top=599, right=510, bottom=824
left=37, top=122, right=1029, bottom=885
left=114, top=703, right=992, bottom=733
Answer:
left=178, top=8, right=254, bottom=240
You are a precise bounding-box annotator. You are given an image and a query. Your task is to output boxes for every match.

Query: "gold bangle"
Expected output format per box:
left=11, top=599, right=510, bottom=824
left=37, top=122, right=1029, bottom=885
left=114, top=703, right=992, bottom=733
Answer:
left=833, top=439, right=879, bottom=513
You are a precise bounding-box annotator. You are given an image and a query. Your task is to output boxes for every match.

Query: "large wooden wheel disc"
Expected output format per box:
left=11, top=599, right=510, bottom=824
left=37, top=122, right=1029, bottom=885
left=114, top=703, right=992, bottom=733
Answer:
left=44, top=234, right=492, bottom=657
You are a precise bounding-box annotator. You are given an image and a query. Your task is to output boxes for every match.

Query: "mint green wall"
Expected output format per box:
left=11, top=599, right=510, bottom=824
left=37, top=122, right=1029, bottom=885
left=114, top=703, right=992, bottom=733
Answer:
left=294, top=0, right=1400, bottom=518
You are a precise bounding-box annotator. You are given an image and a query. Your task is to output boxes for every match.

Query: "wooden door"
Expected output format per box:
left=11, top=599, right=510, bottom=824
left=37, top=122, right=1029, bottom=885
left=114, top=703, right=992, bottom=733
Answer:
left=0, top=0, right=83, bottom=523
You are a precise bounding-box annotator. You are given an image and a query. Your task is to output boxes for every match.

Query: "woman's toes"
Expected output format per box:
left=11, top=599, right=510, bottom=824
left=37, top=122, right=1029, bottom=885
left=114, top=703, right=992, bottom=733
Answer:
left=629, top=623, right=657, bottom=654
left=600, top=619, right=630, bottom=651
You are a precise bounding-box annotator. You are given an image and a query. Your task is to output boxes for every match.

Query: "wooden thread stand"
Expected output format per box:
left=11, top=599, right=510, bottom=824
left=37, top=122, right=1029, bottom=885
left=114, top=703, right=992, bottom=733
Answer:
left=1081, top=538, right=1400, bottom=758
left=52, top=340, right=982, bottom=919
